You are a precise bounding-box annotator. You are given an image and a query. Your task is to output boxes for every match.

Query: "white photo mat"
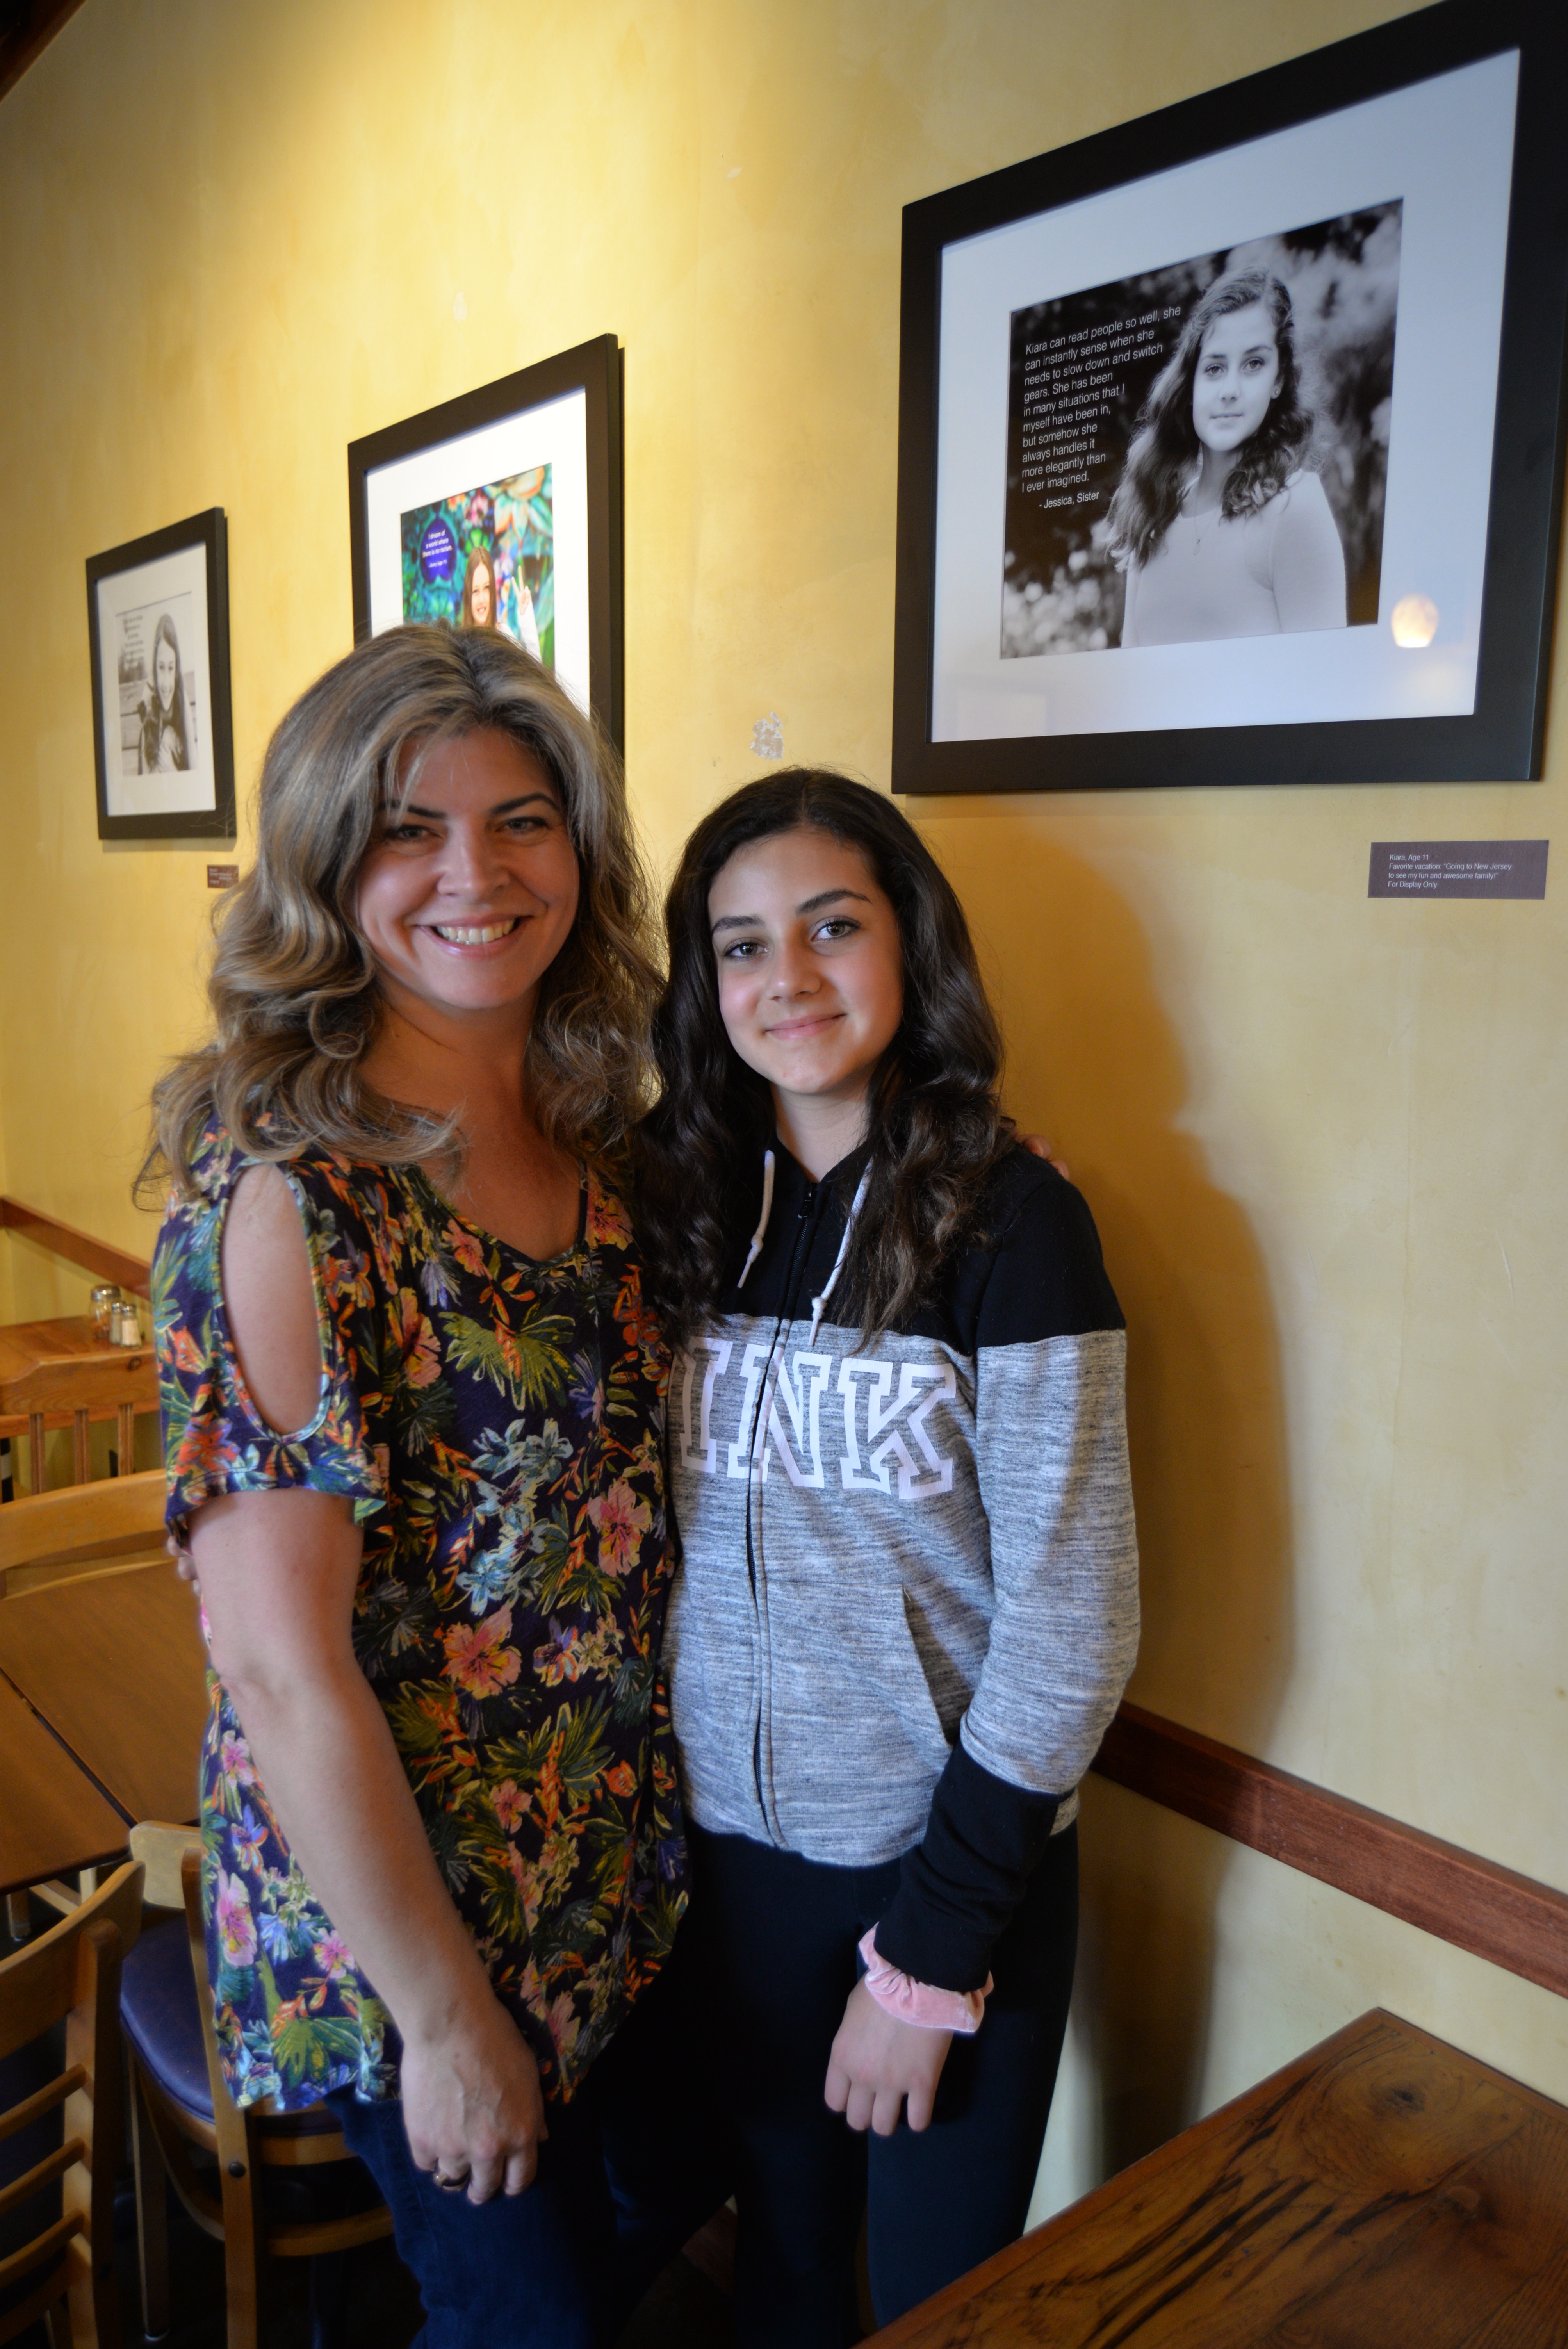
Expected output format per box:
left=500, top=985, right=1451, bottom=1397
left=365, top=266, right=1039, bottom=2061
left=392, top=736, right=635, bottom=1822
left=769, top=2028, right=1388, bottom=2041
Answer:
left=930, top=50, right=1519, bottom=744
left=94, top=541, right=216, bottom=820
left=362, top=389, right=591, bottom=713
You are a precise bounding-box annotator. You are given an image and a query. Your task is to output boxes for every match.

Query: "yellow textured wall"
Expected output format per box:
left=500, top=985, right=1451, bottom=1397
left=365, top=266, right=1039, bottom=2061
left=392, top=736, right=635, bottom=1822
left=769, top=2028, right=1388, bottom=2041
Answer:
left=1, top=0, right=1563, bottom=2200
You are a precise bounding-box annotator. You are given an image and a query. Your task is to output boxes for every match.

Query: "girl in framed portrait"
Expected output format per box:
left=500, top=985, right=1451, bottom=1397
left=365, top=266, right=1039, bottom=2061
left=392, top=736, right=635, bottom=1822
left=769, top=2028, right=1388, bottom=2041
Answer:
left=1108, top=268, right=1346, bottom=649
left=461, top=544, right=498, bottom=629
left=138, top=610, right=191, bottom=772
left=465, top=539, right=543, bottom=663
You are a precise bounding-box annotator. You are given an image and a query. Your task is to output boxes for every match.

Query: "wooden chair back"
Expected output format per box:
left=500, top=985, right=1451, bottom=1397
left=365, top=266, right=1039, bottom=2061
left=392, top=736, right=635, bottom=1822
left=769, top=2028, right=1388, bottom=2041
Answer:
left=125, top=1821, right=194, bottom=1916
left=0, top=1344, right=156, bottom=1499
left=0, top=1859, right=143, bottom=2349
left=0, top=1472, right=166, bottom=1598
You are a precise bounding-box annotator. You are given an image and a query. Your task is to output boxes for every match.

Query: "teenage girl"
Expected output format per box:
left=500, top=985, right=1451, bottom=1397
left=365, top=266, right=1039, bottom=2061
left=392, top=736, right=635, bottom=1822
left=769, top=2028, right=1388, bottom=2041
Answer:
left=1108, top=267, right=1346, bottom=648
left=634, top=771, right=1139, bottom=2344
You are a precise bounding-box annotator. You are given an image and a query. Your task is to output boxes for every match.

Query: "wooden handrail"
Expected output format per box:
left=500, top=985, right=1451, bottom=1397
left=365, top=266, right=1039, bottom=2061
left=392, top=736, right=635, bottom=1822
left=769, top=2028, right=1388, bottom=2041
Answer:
left=1092, top=1702, right=1568, bottom=2004
left=0, top=1199, right=151, bottom=1299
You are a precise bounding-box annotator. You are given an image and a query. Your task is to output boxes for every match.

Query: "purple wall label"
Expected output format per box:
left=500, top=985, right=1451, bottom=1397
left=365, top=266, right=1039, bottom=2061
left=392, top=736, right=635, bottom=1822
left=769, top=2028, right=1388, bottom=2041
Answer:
left=1368, top=841, right=1548, bottom=900
left=419, top=518, right=458, bottom=584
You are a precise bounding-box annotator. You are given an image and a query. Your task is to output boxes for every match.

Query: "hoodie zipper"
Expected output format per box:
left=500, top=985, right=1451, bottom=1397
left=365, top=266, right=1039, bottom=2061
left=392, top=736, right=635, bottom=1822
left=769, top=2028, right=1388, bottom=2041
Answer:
left=745, top=1174, right=821, bottom=1844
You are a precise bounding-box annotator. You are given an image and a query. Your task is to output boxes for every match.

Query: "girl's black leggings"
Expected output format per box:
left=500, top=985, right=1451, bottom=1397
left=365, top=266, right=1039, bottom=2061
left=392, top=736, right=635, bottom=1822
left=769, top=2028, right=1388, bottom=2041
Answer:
left=680, top=1816, right=1078, bottom=2345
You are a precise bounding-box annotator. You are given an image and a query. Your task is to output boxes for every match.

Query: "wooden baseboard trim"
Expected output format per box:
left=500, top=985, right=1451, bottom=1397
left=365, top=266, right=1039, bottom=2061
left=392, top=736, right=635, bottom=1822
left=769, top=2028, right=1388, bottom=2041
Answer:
left=0, top=1199, right=151, bottom=1299
left=1091, top=1702, right=1568, bottom=2003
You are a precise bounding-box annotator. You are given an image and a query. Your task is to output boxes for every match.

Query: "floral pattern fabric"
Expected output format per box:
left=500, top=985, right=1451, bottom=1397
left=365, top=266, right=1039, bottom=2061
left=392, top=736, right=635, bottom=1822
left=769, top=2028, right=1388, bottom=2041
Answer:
left=154, top=1126, right=686, bottom=2111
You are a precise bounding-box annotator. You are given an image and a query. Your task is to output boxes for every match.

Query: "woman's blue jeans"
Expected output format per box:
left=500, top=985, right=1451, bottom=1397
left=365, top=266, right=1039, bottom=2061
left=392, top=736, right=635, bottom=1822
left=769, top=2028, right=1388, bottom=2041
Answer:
left=327, top=1961, right=727, bottom=2349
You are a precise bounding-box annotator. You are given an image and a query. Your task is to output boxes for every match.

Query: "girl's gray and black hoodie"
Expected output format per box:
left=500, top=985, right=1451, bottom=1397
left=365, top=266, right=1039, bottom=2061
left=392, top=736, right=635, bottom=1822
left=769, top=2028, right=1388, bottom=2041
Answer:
left=663, top=1139, right=1139, bottom=1994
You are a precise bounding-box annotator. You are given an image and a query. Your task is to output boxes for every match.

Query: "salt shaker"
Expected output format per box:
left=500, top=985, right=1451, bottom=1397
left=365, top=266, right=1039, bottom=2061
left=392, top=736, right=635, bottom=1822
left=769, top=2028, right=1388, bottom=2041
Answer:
left=91, top=1284, right=119, bottom=1338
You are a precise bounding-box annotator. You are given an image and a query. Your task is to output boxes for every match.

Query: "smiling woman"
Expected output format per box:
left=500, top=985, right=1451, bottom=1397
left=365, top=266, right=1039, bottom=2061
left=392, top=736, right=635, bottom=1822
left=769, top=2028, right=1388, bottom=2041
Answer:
left=353, top=731, right=586, bottom=1259
left=138, top=626, right=715, bottom=2349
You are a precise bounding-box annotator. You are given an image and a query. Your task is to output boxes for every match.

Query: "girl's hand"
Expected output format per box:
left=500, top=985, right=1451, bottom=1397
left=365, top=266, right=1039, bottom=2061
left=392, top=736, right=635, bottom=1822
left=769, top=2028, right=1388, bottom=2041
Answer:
left=400, top=1996, right=549, bottom=2201
left=824, top=1978, right=952, bottom=2136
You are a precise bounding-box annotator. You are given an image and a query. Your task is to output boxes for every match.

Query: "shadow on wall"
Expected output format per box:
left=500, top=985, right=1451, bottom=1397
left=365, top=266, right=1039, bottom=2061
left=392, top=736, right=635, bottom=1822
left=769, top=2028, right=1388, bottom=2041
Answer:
left=950, top=822, right=1294, bottom=2173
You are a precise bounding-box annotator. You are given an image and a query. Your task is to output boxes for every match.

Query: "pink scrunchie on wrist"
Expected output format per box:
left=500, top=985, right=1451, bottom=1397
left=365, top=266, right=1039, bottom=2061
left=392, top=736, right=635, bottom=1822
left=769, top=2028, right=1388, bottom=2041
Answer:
left=857, top=1928, right=992, bottom=2035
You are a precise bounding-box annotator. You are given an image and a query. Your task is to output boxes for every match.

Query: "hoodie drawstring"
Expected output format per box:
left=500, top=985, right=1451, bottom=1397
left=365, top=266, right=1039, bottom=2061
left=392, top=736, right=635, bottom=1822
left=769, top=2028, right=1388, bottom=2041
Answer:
left=808, top=1167, right=871, bottom=1343
left=736, top=1150, right=776, bottom=1290
left=737, top=1151, right=870, bottom=1342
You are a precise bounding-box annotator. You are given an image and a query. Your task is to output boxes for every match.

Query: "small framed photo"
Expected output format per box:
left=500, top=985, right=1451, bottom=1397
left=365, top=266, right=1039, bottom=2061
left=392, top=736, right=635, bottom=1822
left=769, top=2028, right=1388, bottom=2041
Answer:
left=892, top=0, right=1568, bottom=792
left=87, top=508, right=236, bottom=840
left=348, top=336, right=624, bottom=747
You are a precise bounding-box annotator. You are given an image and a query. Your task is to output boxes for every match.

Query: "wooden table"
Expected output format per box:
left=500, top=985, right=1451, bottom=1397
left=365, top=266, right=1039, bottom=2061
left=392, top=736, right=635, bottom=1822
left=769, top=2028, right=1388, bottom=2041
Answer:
left=0, top=1559, right=208, bottom=1825
left=0, top=1675, right=130, bottom=1896
left=0, top=1314, right=157, bottom=1488
left=869, top=2009, right=1568, bottom=2347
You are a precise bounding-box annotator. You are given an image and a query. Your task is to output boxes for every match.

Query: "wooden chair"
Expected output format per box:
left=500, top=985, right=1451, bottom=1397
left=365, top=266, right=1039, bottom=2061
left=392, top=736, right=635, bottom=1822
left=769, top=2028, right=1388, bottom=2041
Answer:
left=0, top=1859, right=144, bottom=2349
left=0, top=1471, right=166, bottom=1600
left=0, top=1321, right=156, bottom=1498
left=121, top=1827, right=392, bottom=2349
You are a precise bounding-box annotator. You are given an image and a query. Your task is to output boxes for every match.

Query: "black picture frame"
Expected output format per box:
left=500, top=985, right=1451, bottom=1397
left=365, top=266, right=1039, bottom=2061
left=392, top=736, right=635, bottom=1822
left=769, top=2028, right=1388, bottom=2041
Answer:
left=86, top=506, right=236, bottom=841
left=892, top=0, right=1568, bottom=794
left=347, top=335, right=625, bottom=750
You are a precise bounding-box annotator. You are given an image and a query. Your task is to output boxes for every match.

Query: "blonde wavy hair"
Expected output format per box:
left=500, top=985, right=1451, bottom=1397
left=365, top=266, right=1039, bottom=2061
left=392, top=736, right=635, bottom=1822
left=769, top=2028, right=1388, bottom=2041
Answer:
left=144, top=624, right=657, bottom=1199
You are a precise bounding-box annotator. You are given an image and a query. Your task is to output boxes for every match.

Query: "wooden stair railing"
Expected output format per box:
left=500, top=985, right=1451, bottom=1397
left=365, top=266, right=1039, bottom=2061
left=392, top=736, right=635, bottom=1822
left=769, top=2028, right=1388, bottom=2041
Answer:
left=0, top=1196, right=151, bottom=1299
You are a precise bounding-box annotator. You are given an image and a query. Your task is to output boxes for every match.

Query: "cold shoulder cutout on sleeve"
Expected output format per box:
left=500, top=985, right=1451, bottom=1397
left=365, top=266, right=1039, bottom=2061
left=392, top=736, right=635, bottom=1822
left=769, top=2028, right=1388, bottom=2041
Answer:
left=155, top=1129, right=388, bottom=1545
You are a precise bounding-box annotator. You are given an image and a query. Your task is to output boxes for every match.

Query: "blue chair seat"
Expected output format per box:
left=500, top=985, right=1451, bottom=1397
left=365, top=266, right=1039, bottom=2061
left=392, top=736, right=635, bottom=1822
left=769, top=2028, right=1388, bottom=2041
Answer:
left=120, top=1916, right=214, bottom=2119
left=120, top=1916, right=339, bottom=2136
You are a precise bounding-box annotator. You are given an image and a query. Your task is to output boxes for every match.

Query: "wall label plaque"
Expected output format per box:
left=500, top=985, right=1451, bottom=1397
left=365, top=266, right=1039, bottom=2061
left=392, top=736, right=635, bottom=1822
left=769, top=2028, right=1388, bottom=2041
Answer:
left=1368, top=840, right=1547, bottom=897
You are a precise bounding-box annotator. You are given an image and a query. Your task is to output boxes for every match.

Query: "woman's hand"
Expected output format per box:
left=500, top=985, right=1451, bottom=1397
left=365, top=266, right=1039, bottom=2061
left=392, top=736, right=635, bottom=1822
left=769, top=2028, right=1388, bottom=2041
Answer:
left=824, top=1978, right=952, bottom=2135
left=400, top=1999, right=549, bottom=2201
left=1022, top=1133, right=1069, bottom=1180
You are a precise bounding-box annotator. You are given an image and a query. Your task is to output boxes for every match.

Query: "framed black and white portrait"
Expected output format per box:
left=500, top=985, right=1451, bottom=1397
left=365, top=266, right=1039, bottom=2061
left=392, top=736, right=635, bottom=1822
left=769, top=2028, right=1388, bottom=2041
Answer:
left=348, top=336, right=624, bottom=749
left=87, top=508, right=236, bottom=841
left=892, top=0, right=1568, bottom=792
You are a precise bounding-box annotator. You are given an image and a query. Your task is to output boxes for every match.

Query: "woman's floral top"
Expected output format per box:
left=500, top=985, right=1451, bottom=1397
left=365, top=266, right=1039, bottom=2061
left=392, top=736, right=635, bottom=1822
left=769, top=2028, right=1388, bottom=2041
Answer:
left=153, top=1126, right=686, bottom=2112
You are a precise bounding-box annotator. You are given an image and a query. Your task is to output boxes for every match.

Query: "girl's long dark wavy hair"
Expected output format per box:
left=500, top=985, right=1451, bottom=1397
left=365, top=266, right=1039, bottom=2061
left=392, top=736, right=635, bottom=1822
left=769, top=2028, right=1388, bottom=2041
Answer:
left=1105, top=269, right=1313, bottom=569
left=633, top=770, right=1013, bottom=1351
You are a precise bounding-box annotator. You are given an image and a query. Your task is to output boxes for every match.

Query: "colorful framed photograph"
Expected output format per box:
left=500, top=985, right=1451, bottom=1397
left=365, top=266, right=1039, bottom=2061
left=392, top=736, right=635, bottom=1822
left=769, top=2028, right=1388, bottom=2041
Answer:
left=891, top=0, right=1568, bottom=792
left=348, top=336, right=624, bottom=747
left=87, top=508, right=236, bottom=840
